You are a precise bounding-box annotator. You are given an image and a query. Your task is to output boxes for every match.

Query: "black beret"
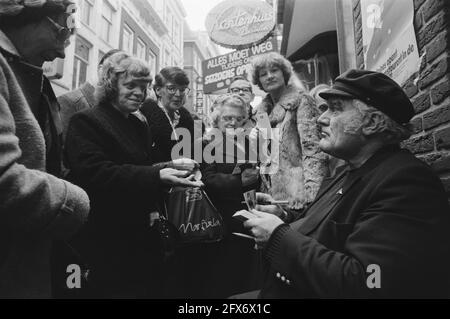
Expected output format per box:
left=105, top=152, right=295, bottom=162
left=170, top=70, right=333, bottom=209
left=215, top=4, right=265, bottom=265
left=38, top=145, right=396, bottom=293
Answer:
left=319, top=69, right=414, bottom=124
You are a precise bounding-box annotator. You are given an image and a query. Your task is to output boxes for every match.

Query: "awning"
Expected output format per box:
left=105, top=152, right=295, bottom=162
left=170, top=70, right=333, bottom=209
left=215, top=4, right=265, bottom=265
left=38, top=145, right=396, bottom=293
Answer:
left=278, top=0, right=337, bottom=59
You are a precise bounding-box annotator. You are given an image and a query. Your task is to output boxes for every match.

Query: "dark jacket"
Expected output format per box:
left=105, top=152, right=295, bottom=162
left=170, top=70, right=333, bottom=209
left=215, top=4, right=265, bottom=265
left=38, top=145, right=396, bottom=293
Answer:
left=140, top=99, right=195, bottom=163
left=200, top=137, right=262, bottom=298
left=65, top=102, right=164, bottom=296
left=260, top=145, right=450, bottom=298
left=58, top=82, right=96, bottom=141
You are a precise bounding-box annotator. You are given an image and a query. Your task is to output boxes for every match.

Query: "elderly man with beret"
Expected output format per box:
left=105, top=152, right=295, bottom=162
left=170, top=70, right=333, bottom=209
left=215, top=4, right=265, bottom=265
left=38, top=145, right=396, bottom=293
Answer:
left=242, top=69, right=450, bottom=298
left=0, top=1, right=89, bottom=298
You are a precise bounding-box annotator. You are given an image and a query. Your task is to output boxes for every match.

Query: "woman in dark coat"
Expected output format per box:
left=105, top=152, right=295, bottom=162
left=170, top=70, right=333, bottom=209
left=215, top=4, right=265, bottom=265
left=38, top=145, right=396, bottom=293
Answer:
left=65, top=52, right=202, bottom=298
left=201, top=94, right=262, bottom=298
left=140, top=67, right=196, bottom=163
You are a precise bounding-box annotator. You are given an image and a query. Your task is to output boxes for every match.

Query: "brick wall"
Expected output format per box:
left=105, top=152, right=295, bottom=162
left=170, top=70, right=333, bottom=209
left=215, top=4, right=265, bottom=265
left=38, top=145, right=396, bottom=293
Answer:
left=352, top=0, right=450, bottom=201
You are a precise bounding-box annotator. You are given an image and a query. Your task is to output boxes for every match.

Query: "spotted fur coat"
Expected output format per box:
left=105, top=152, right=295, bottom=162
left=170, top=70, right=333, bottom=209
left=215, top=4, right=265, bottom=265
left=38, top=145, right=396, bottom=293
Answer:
left=256, top=85, right=329, bottom=210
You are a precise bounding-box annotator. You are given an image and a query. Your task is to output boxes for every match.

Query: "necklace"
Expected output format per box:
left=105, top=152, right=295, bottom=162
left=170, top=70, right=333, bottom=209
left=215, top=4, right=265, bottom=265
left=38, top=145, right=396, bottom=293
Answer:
left=158, top=100, right=180, bottom=140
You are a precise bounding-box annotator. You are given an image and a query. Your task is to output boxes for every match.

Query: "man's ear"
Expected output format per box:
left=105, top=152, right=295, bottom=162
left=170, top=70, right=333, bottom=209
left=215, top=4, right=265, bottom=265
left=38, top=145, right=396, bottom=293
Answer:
left=362, top=111, right=385, bottom=136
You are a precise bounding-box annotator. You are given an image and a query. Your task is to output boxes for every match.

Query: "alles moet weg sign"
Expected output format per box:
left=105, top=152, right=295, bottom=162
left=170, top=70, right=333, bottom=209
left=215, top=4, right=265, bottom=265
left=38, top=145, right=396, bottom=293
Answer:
left=202, top=37, right=277, bottom=94
left=205, top=0, right=276, bottom=49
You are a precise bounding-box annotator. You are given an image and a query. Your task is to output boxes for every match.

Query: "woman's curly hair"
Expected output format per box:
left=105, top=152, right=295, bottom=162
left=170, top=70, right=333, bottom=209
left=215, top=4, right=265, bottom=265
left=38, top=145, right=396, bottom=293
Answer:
left=96, top=52, right=153, bottom=105
left=250, top=52, right=293, bottom=92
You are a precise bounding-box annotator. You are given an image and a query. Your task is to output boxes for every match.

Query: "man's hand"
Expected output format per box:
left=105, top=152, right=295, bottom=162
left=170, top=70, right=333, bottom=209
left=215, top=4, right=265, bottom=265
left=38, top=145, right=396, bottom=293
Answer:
left=241, top=167, right=259, bottom=187
left=160, top=168, right=204, bottom=187
left=255, top=192, right=286, bottom=218
left=244, top=210, right=284, bottom=248
left=169, top=158, right=199, bottom=172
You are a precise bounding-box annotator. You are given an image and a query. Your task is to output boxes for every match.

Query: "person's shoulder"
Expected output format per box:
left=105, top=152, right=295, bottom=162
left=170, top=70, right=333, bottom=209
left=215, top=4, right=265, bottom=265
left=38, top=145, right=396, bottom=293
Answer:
left=58, top=88, right=84, bottom=105
left=179, top=106, right=194, bottom=118
left=70, top=104, right=97, bottom=122
left=373, top=148, right=444, bottom=187
left=141, top=98, right=159, bottom=112
left=140, top=98, right=163, bottom=120
left=279, top=85, right=314, bottom=111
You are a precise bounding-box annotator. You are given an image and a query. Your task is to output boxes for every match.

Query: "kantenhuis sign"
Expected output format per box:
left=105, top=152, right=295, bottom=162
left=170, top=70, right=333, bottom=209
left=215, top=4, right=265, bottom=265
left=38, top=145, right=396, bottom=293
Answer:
left=205, top=0, right=276, bottom=49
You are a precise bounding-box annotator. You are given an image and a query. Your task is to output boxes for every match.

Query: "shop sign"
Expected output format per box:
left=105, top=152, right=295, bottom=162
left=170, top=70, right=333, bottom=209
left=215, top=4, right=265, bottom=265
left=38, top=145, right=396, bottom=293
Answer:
left=202, top=37, right=277, bottom=94
left=361, top=0, right=420, bottom=85
left=205, top=0, right=275, bottom=49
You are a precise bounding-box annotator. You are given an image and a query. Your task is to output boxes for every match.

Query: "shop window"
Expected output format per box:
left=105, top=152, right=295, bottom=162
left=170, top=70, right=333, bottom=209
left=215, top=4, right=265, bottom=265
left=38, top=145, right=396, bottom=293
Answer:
left=293, top=53, right=337, bottom=90
left=289, top=31, right=339, bottom=91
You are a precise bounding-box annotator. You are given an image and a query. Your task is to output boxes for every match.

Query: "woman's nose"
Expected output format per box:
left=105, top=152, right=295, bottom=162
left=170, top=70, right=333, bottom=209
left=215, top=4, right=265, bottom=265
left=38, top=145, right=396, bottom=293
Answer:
left=134, top=88, right=145, bottom=98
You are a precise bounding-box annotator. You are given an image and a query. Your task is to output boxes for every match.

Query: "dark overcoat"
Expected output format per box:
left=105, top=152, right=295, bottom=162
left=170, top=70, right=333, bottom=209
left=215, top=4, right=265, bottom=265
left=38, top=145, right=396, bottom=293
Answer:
left=65, top=102, right=165, bottom=297
left=259, top=145, right=450, bottom=298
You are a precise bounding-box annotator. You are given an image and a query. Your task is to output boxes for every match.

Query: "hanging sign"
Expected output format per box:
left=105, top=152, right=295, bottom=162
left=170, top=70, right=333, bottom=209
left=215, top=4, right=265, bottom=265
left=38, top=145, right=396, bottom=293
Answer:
left=205, top=0, right=276, bottom=49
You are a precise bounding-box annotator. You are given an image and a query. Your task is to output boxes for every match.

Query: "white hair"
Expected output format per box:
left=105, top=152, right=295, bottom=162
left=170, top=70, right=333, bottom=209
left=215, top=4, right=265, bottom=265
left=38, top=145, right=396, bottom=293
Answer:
left=353, top=99, right=412, bottom=144
left=209, top=94, right=247, bottom=128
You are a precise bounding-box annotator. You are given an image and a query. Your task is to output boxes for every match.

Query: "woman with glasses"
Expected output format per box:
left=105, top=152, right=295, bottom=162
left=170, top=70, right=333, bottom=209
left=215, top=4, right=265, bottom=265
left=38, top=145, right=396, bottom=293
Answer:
left=0, top=1, right=90, bottom=298
left=141, top=67, right=195, bottom=163
left=198, top=94, right=262, bottom=298
left=65, top=53, right=202, bottom=298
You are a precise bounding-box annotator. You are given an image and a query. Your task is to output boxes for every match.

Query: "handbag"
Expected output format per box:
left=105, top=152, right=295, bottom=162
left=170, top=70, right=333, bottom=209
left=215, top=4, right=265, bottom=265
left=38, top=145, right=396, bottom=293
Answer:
left=164, top=186, right=225, bottom=244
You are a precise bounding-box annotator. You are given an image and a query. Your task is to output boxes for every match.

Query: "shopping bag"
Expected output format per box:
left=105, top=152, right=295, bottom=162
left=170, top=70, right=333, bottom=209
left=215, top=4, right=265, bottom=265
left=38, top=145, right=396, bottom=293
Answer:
left=164, top=186, right=225, bottom=244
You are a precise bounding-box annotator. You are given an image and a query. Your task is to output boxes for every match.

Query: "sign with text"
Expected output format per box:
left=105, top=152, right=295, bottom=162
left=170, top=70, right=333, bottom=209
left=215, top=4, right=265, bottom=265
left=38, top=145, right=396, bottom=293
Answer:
left=205, top=0, right=275, bottom=49
left=202, top=37, right=277, bottom=94
left=361, top=0, right=420, bottom=85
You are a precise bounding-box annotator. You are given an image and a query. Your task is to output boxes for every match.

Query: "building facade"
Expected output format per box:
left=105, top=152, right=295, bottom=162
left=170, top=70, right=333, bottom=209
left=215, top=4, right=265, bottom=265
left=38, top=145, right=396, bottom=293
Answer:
left=152, top=0, right=186, bottom=68
left=47, top=0, right=187, bottom=96
left=183, top=25, right=221, bottom=118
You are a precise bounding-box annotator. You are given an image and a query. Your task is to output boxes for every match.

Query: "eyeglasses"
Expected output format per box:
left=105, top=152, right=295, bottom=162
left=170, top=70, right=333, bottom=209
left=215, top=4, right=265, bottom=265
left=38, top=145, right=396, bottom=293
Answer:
left=46, top=16, right=75, bottom=41
left=221, top=115, right=245, bottom=123
left=165, top=85, right=190, bottom=95
left=230, top=87, right=252, bottom=94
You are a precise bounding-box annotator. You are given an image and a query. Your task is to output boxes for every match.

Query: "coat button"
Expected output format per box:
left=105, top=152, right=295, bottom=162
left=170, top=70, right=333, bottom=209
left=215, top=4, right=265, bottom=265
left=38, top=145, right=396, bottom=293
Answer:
left=281, top=276, right=286, bottom=282
left=286, top=279, right=291, bottom=285
left=276, top=272, right=281, bottom=278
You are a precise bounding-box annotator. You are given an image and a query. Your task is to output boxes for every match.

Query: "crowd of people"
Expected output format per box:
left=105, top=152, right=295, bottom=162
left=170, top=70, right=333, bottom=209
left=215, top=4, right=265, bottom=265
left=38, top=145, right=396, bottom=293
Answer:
left=1, top=1, right=449, bottom=299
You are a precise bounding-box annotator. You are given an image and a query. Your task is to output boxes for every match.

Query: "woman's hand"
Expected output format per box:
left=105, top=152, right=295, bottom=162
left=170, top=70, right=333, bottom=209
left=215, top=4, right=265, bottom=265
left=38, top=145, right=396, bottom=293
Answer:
left=160, top=168, right=204, bottom=187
